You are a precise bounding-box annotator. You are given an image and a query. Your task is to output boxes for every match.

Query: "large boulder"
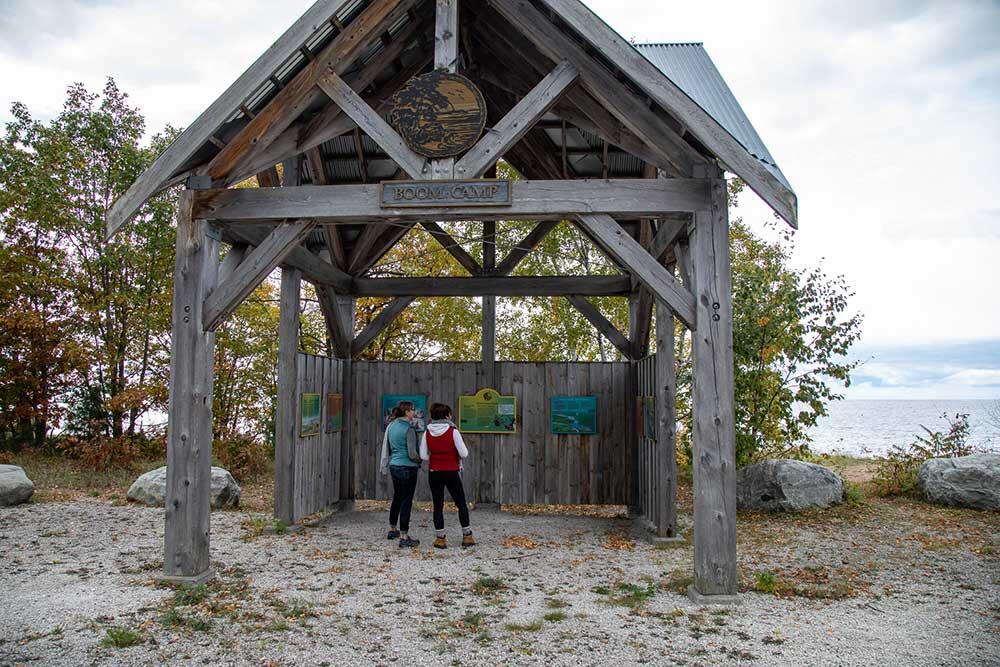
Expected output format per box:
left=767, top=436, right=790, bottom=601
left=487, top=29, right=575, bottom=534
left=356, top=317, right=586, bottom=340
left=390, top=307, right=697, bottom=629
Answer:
left=127, top=466, right=241, bottom=509
left=0, top=464, right=34, bottom=506
left=917, top=453, right=1000, bottom=511
left=737, top=459, right=843, bottom=512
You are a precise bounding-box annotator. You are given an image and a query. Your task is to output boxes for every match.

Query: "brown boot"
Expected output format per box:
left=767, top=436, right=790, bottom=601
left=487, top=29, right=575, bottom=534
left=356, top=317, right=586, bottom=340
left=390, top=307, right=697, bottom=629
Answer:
left=461, top=533, right=476, bottom=548
left=433, top=536, right=447, bottom=549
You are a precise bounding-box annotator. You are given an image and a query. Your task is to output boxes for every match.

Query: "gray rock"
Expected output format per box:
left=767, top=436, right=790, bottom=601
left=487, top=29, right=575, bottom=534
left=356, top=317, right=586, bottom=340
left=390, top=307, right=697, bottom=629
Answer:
left=737, top=459, right=844, bottom=512
left=126, top=466, right=241, bottom=509
left=917, top=453, right=1000, bottom=511
left=0, top=464, right=34, bottom=506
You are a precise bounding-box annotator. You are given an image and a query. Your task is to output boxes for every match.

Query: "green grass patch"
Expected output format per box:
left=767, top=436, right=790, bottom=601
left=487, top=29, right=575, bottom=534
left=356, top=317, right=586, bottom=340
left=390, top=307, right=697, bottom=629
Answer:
left=100, top=627, right=143, bottom=649
left=593, top=581, right=658, bottom=609
left=544, top=598, right=570, bottom=609
left=542, top=610, right=568, bottom=622
left=471, top=576, right=508, bottom=596
left=505, top=619, right=544, bottom=633
left=662, top=570, right=694, bottom=595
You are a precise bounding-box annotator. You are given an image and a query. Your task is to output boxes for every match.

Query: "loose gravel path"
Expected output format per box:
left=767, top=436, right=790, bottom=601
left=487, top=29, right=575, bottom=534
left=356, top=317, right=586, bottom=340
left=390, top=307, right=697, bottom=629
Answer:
left=1, top=497, right=997, bottom=666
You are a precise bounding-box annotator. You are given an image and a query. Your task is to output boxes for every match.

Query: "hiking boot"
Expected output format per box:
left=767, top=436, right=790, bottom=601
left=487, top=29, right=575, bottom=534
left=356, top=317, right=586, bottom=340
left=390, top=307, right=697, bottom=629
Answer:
left=461, top=533, right=476, bottom=548
left=399, top=536, right=420, bottom=548
left=433, top=536, right=447, bottom=549
left=387, top=529, right=400, bottom=540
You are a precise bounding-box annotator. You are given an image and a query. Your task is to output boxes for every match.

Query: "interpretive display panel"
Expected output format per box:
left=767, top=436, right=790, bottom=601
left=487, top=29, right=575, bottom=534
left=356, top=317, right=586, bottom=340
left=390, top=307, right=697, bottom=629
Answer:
left=550, top=396, right=598, bottom=434
left=381, top=394, right=427, bottom=431
left=300, top=393, right=321, bottom=438
left=458, top=388, right=516, bottom=434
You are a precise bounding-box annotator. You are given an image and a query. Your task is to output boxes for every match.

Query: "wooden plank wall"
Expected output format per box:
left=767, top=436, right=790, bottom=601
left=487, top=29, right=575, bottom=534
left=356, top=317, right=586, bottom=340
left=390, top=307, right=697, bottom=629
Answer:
left=292, top=352, right=345, bottom=519
left=350, top=361, right=634, bottom=506
left=636, top=353, right=660, bottom=528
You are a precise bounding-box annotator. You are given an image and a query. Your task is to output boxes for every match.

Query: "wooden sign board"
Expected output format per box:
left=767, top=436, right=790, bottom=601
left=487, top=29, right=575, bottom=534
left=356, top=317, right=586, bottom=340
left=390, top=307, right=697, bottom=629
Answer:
left=387, top=71, right=487, bottom=158
left=381, top=180, right=512, bottom=208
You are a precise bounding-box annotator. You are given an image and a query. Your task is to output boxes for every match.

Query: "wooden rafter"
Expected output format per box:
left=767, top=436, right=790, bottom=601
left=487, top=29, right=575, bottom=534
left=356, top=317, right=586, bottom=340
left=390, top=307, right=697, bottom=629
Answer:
left=205, top=0, right=421, bottom=183
left=565, top=295, right=632, bottom=359
left=351, top=297, right=416, bottom=357
left=489, top=0, right=702, bottom=177
left=316, top=71, right=427, bottom=179
left=231, top=21, right=433, bottom=184
left=575, top=213, right=696, bottom=329
left=105, top=0, right=355, bottom=239
left=494, top=221, right=558, bottom=276
left=538, top=0, right=797, bottom=226
left=203, top=221, right=316, bottom=331
left=224, top=225, right=352, bottom=292
left=315, top=285, right=352, bottom=357
left=419, top=222, right=483, bottom=275
left=455, top=60, right=579, bottom=179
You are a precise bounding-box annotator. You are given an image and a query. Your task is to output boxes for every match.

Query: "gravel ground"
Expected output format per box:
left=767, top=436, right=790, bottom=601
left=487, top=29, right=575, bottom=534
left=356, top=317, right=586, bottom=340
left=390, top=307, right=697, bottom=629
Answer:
left=1, top=497, right=998, bottom=667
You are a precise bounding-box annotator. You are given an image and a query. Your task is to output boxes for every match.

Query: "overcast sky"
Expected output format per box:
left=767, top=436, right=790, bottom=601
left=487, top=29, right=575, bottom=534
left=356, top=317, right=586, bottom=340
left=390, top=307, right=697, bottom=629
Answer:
left=1, top=0, right=998, bottom=399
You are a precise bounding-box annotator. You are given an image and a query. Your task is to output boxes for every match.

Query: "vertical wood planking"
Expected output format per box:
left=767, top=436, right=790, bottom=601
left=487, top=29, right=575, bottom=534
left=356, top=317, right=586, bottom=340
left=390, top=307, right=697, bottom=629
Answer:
left=656, top=302, right=678, bottom=537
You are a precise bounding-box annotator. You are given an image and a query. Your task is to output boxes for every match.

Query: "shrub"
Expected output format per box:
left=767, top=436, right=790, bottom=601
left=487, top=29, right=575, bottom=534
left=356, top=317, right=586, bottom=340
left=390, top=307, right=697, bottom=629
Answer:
left=872, top=413, right=977, bottom=497
left=56, top=433, right=164, bottom=470
left=213, top=435, right=269, bottom=481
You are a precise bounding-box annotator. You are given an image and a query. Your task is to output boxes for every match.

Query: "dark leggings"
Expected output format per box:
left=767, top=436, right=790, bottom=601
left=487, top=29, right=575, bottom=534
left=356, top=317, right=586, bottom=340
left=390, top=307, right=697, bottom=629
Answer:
left=389, top=465, right=419, bottom=533
left=428, top=470, right=470, bottom=531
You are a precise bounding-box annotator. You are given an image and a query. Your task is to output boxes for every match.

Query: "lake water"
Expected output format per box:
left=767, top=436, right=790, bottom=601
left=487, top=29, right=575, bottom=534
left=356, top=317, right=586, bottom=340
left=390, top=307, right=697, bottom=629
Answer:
left=808, top=399, right=1000, bottom=456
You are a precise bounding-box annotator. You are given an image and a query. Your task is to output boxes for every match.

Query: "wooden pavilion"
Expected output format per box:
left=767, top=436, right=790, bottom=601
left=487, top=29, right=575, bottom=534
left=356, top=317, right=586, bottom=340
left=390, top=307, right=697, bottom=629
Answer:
left=108, top=0, right=796, bottom=604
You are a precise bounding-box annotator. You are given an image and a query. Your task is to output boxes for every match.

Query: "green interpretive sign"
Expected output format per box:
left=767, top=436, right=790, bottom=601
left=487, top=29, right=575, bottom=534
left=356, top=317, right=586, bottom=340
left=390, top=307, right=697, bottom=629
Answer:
left=458, top=388, right=516, bottom=434
left=550, top=396, right=598, bottom=435
left=300, top=393, right=321, bottom=438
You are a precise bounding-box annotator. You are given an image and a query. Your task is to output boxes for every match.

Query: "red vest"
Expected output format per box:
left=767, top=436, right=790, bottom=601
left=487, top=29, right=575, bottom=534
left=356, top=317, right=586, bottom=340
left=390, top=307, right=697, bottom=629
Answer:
left=426, top=427, right=460, bottom=471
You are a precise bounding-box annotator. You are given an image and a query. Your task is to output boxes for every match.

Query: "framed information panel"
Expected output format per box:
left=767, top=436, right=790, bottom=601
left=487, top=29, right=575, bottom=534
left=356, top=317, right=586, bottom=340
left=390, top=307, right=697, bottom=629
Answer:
left=300, top=393, right=321, bottom=438
left=458, top=388, right=516, bottom=434
left=381, top=394, right=427, bottom=432
left=550, top=396, right=598, bottom=435
left=326, top=393, right=343, bottom=433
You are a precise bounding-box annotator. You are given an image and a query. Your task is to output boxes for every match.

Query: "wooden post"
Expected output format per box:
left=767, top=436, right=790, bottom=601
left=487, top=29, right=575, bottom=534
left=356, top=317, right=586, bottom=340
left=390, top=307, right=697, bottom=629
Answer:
left=482, top=220, right=497, bottom=386
left=274, top=267, right=301, bottom=524
left=431, top=0, right=459, bottom=179
left=689, top=177, right=738, bottom=603
left=163, top=188, right=219, bottom=584
left=654, top=291, right=678, bottom=539
left=338, top=296, right=357, bottom=502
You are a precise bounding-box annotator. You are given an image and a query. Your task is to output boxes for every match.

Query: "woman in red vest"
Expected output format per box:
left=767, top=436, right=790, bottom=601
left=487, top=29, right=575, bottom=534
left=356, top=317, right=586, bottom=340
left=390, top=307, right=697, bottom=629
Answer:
left=419, top=402, right=475, bottom=549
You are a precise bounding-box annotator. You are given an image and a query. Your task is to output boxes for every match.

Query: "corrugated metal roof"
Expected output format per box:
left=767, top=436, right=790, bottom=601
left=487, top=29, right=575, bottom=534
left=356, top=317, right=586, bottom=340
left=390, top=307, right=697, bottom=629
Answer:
left=635, top=43, right=793, bottom=193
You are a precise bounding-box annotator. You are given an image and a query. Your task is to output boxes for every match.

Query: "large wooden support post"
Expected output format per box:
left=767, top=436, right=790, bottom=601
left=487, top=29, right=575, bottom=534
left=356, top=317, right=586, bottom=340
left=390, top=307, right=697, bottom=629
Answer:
left=275, top=268, right=301, bottom=524
left=689, top=177, right=738, bottom=603
left=655, top=294, right=678, bottom=538
left=163, top=189, right=219, bottom=584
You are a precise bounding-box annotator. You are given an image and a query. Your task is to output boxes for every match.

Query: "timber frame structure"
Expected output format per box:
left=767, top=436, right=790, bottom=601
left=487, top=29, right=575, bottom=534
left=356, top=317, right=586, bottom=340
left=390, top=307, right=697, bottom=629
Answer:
left=110, top=0, right=796, bottom=603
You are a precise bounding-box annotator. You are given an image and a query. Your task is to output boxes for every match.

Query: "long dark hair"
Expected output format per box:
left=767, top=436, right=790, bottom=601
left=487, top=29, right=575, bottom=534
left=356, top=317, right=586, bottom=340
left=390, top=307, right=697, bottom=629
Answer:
left=391, top=401, right=415, bottom=420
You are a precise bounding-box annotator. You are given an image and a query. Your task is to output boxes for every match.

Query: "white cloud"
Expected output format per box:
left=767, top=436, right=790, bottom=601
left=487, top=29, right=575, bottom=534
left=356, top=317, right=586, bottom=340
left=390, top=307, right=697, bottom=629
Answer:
left=943, top=369, right=1000, bottom=387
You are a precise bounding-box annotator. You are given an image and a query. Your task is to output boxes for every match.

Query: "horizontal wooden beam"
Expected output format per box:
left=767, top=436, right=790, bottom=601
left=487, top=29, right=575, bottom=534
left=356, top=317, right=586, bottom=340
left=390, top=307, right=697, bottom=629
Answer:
left=575, top=213, right=696, bottom=329
left=352, top=275, right=630, bottom=297
left=565, top=295, right=633, bottom=359
left=193, top=179, right=712, bottom=223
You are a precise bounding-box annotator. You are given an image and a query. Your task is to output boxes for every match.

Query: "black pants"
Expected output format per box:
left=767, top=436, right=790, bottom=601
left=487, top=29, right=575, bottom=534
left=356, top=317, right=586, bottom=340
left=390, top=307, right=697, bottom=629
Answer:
left=428, top=470, right=470, bottom=532
left=389, top=465, right=419, bottom=533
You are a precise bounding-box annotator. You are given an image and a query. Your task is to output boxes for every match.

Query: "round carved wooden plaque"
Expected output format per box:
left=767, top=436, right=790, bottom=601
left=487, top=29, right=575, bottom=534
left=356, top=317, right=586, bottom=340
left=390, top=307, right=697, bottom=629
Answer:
left=387, top=71, right=487, bottom=159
